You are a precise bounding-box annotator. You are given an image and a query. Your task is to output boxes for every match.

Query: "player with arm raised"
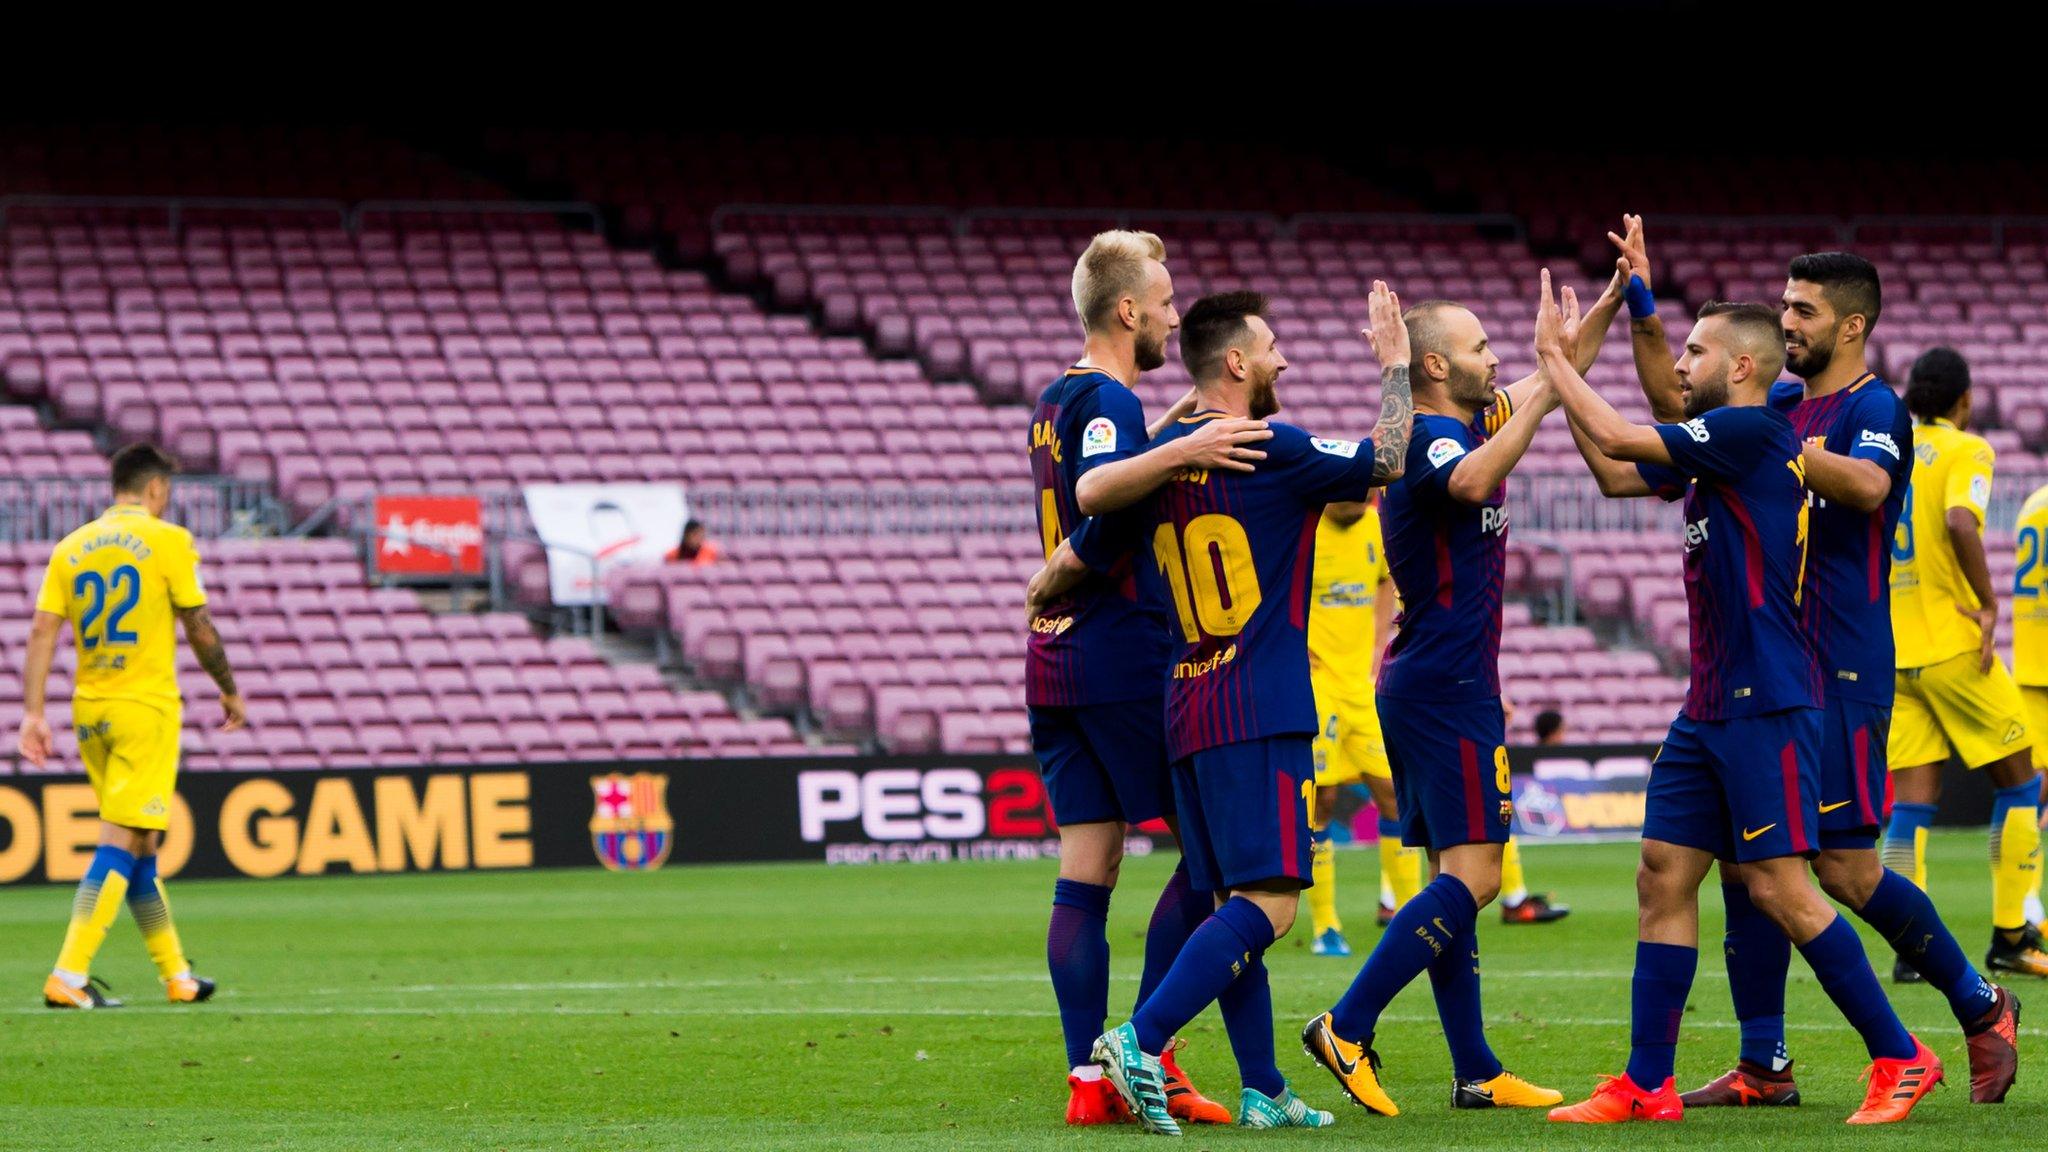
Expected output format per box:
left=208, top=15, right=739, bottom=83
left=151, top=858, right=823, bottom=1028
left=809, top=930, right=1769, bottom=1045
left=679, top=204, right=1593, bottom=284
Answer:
left=20, top=445, right=243, bottom=1009
left=1609, top=220, right=2020, bottom=1106
left=1303, top=271, right=1622, bottom=1119
left=1540, top=275, right=1937, bottom=1125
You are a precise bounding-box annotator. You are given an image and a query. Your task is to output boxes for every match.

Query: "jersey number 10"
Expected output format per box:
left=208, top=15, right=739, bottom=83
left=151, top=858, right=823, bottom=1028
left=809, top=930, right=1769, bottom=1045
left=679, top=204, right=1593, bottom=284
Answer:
left=74, top=564, right=142, bottom=650
left=1152, top=515, right=1263, bottom=643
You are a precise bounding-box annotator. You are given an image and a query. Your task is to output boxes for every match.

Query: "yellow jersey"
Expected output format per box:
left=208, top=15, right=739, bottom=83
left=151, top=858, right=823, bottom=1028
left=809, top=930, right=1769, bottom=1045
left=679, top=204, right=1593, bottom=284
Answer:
left=1307, top=501, right=1388, bottom=701
left=2014, top=483, right=2048, bottom=685
left=35, top=504, right=207, bottom=712
left=1892, top=420, right=1996, bottom=670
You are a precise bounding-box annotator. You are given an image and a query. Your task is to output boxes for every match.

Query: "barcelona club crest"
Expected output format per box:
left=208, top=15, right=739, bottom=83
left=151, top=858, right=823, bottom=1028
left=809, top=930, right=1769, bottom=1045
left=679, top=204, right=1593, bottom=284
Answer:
left=589, top=772, right=674, bottom=872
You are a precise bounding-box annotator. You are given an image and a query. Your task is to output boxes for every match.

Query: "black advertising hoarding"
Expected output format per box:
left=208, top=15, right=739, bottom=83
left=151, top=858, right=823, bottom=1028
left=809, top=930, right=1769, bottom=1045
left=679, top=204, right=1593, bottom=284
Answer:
left=0, top=755, right=1167, bottom=885
left=0, top=747, right=1990, bottom=885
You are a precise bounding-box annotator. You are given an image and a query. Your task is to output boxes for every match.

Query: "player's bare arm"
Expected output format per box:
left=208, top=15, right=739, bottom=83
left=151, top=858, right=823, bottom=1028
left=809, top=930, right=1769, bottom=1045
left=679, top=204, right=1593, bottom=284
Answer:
left=1535, top=269, right=1674, bottom=467
left=1073, top=416, right=1273, bottom=516
left=1442, top=285, right=1587, bottom=505
left=1799, top=442, right=1893, bottom=512
left=177, top=604, right=247, bottom=730
left=1362, top=280, right=1412, bottom=482
left=1494, top=256, right=1625, bottom=412
left=1024, top=539, right=1089, bottom=624
left=1945, top=506, right=2003, bottom=673
left=1611, top=215, right=1686, bottom=424
left=14, top=610, right=62, bottom=767
left=1564, top=416, right=1655, bottom=497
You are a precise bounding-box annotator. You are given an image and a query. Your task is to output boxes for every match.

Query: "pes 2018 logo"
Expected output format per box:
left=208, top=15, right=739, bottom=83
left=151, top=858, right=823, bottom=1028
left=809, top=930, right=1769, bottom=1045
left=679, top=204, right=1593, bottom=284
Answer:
left=589, top=773, right=674, bottom=871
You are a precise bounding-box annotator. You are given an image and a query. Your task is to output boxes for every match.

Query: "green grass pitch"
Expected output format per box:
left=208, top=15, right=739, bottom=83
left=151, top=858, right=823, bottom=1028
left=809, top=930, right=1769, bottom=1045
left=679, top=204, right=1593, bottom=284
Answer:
left=0, top=831, right=2042, bottom=1150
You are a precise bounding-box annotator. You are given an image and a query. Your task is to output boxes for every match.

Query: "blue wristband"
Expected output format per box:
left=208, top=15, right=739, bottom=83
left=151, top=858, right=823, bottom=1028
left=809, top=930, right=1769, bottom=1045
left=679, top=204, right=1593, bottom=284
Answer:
left=1624, top=275, right=1656, bottom=320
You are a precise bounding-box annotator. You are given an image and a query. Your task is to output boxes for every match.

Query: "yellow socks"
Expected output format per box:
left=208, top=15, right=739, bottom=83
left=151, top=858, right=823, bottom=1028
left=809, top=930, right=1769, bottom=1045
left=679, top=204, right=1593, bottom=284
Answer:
left=54, top=846, right=137, bottom=981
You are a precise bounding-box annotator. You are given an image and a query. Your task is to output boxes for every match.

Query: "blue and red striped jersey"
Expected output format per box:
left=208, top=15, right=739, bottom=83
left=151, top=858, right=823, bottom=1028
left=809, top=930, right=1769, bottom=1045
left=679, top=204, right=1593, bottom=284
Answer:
left=1769, top=375, right=1912, bottom=705
left=1378, top=392, right=1514, bottom=703
left=1025, top=367, right=1172, bottom=707
left=1143, top=414, right=1384, bottom=762
left=1637, top=404, right=1821, bottom=721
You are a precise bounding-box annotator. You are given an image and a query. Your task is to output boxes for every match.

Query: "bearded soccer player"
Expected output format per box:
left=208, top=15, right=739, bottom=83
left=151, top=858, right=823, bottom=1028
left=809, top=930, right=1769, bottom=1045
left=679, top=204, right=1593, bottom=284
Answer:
left=1542, top=276, right=1937, bottom=1125
left=1022, top=230, right=1269, bottom=1126
left=1303, top=269, right=1620, bottom=1118
left=1088, top=286, right=1411, bottom=1134
left=19, top=445, right=243, bottom=1008
left=1612, top=223, right=2017, bottom=1105
left=1884, top=346, right=2048, bottom=981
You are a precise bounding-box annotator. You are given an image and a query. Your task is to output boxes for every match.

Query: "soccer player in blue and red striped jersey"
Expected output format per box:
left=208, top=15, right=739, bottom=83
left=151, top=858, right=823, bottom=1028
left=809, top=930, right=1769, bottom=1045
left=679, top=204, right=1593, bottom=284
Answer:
left=1089, top=285, right=1412, bottom=1133
left=1304, top=273, right=1625, bottom=1118
left=1022, top=230, right=1269, bottom=1127
left=1538, top=271, right=1939, bottom=1125
left=1608, top=220, right=2017, bottom=1107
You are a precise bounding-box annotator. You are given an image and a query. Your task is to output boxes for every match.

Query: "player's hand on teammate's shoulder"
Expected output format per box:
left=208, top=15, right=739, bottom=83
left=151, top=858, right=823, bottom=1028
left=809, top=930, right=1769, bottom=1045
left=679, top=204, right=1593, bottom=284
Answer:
left=1608, top=213, right=1651, bottom=292
left=15, top=714, right=52, bottom=767
left=1178, top=416, right=1272, bottom=473
left=1361, top=280, right=1409, bottom=368
left=219, top=694, right=248, bottom=732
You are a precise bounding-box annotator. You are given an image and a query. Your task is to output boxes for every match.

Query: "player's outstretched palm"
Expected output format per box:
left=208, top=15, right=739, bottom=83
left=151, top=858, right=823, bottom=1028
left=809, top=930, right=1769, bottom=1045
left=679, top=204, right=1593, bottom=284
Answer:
left=1608, top=213, right=1650, bottom=292
left=1182, top=417, right=1273, bottom=473
left=16, top=714, right=52, bottom=768
left=1533, top=268, right=1567, bottom=357
left=1362, top=280, right=1408, bottom=369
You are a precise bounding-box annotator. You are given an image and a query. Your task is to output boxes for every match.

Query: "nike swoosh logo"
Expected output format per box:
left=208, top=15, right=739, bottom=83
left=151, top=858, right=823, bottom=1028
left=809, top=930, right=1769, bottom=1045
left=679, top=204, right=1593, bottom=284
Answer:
left=1432, top=918, right=1449, bottom=934
left=1743, top=824, right=1777, bottom=841
left=1819, top=800, right=1853, bottom=814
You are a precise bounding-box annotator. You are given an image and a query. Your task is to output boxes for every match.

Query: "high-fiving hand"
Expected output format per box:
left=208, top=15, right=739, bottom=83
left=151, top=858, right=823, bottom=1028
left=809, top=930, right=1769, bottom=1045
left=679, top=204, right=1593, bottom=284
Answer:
left=1608, top=213, right=1650, bottom=293
left=1362, top=280, right=1410, bottom=370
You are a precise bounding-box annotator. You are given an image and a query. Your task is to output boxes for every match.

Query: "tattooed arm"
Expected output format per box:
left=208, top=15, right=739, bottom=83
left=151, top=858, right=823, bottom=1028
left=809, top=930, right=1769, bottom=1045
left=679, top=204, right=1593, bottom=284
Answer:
left=1363, top=280, right=1412, bottom=482
left=177, top=605, right=248, bottom=731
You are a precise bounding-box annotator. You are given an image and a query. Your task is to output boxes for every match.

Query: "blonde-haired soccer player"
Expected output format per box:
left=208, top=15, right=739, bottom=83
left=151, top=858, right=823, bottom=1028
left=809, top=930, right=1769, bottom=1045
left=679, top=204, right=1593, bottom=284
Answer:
left=1886, top=348, right=2048, bottom=977
left=18, top=444, right=246, bottom=1007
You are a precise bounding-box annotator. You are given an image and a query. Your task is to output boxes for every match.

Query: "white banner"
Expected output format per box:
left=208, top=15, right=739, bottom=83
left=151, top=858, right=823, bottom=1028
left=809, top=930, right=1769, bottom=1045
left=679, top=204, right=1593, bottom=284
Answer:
left=522, top=484, right=688, bottom=606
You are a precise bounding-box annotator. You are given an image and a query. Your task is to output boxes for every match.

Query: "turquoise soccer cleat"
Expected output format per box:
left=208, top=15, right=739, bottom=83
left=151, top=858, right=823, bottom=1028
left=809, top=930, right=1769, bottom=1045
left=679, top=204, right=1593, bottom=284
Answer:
left=1092, top=1022, right=1181, bottom=1136
left=1310, top=927, right=1352, bottom=957
left=1238, top=1083, right=1336, bottom=1128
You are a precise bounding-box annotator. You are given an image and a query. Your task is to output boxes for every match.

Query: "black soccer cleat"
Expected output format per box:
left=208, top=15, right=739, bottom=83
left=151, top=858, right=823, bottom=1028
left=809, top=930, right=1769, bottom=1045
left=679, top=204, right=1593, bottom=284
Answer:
left=1893, top=957, right=1926, bottom=984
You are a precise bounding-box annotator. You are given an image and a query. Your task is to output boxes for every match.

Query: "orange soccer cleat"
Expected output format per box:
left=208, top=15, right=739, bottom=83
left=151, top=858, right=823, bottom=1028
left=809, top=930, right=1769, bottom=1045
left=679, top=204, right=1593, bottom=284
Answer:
left=166, top=974, right=217, bottom=1004
left=1065, top=1073, right=1131, bottom=1125
left=1965, top=985, right=2020, bottom=1104
left=1548, top=1074, right=1683, bottom=1123
left=1159, top=1038, right=1232, bottom=1124
left=1846, top=1036, right=1943, bottom=1124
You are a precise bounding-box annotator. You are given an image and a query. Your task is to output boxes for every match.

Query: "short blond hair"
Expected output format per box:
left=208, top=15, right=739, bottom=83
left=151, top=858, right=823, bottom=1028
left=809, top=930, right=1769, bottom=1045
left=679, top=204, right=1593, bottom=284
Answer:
left=1071, top=230, right=1166, bottom=334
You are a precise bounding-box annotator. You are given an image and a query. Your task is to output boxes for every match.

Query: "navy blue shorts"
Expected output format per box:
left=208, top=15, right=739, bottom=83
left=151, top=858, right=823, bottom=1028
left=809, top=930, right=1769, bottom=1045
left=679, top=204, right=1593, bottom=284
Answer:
left=1029, top=699, right=1172, bottom=826
left=1818, top=696, right=1891, bottom=851
left=1170, top=736, right=1313, bottom=894
left=1644, top=708, right=1821, bottom=863
left=1379, top=694, right=1514, bottom=851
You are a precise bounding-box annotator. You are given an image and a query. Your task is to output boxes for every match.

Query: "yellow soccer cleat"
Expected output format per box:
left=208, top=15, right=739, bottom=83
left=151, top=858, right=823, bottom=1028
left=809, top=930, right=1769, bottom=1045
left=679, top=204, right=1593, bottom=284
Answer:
left=166, top=974, right=216, bottom=1004
left=1455, top=1069, right=1565, bottom=1108
left=43, top=975, right=122, bottom=1009
left=1302, top=1011, right=1398, bottom=1116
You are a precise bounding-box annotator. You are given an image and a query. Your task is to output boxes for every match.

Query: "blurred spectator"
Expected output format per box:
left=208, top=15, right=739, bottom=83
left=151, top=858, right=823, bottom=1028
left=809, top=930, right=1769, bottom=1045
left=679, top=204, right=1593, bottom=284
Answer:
left=666, top=519, right=720, bottom=567
left=1535, top=709, right=1566, bottom=745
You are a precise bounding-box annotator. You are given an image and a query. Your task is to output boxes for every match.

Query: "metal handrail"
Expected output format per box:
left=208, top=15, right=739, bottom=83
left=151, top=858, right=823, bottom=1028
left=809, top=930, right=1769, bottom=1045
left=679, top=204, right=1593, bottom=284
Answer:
left=709, top=202, right=1523, bottom=242
left=347, top=199, right=607, bottom=238
left=0, top=477, right=290, bottom=541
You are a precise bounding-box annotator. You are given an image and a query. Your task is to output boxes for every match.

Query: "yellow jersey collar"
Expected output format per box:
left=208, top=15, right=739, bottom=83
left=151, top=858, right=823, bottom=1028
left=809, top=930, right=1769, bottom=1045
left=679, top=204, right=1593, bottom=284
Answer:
left=103, top=503, right=151, bottom=518
left=1924, top=417, right=1961, bottom=431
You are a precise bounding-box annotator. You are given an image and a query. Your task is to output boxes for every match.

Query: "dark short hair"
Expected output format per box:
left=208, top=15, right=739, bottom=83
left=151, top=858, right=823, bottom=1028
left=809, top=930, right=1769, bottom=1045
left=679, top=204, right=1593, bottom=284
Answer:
left=110, top=443, right=176, bottom=495
left=1178, top=290, right=1269, bottom=383
left=1534, top=709, right=1564, bottom=741
left=1402, top=299, right=1467, bottom=378
left=1788, top=251, right=1883, bottom=334
left=1906, top=346, right=1972, bottom=420
left=683, top=519, right=705, bottom=535
left=1695, top=300, right=1787, bottom=380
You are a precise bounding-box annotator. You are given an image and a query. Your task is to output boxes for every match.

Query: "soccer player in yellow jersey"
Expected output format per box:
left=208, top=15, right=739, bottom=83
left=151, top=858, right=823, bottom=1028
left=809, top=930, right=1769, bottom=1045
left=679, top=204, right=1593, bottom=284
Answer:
left=1886, top=349, right=2048, bottom=977
left=1304, top=493, right=1413, bottom=957
left=2009, top=477, right=2048, bottom=929
left=16, top=445, right=246, bottom=1008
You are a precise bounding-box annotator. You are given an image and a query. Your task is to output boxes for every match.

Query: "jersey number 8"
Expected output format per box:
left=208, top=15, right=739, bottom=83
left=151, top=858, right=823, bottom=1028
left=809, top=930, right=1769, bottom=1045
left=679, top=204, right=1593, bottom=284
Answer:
left=1152, top=514, right=1263, bottom=643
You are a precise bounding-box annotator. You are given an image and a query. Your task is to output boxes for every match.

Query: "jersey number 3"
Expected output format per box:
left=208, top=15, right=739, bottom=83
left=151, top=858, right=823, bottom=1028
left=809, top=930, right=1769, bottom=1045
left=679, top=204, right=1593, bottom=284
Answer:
left=1153, top=515, right=1263, bottom=642
left=74, top=564, right=142, bottom=650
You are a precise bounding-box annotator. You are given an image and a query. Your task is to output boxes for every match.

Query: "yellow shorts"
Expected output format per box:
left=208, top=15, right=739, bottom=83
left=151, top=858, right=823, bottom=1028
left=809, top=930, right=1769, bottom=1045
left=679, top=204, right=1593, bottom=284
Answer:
left=73, top=699, right=180, bottom=831
left=1314, top=691, right=1390, bottom=786
left=1890, top=651, right=2035, bottom=770
left=2025, top=686, right=2048, bottom=773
